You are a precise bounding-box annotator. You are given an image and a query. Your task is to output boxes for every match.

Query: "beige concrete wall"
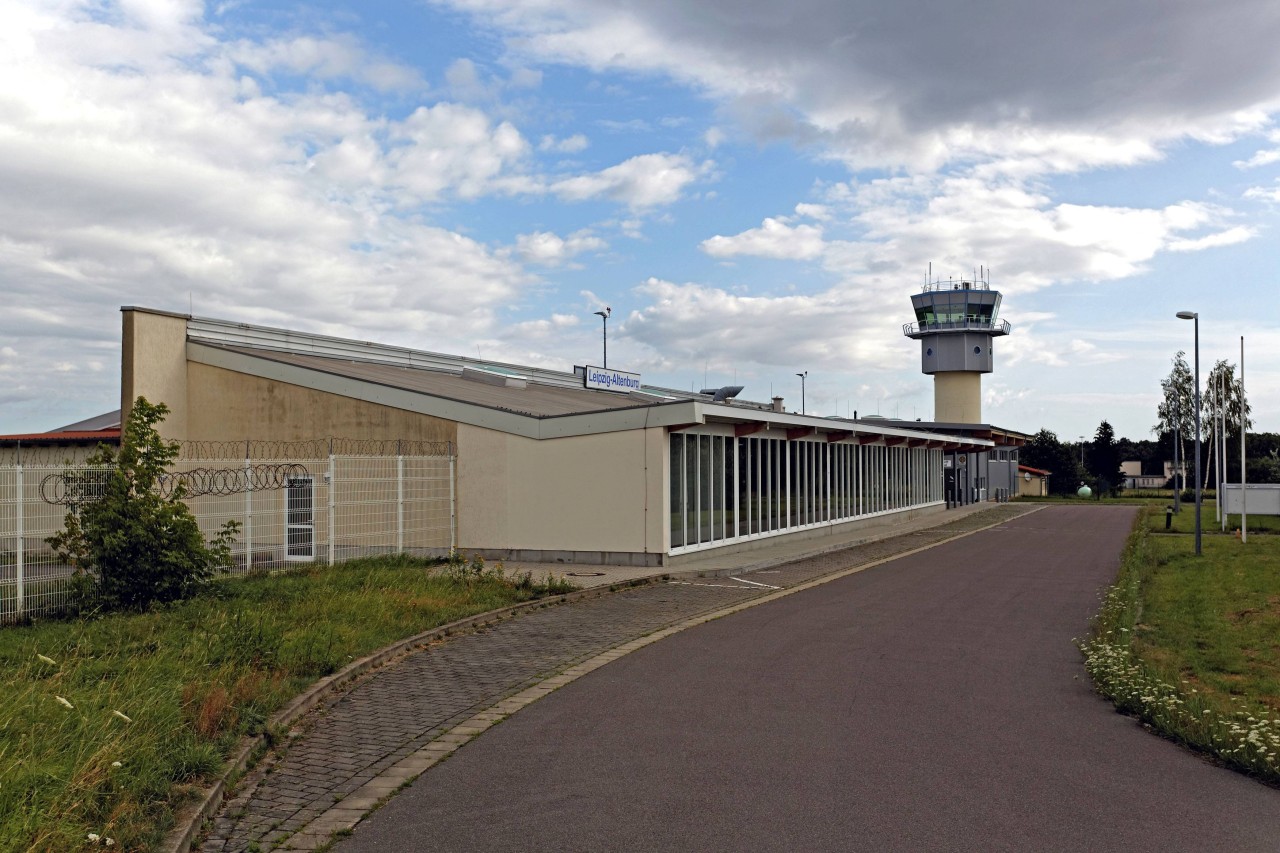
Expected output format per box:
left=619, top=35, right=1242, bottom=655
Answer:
left=184, top=363, right=457, bottom=445
left=456, top=423, right=664, bottom=557
left=1018, top=474, right=1048, bottom=497
left=934, top=372, right=982, bottom=423
left=121, top=309, right=191, bottom=439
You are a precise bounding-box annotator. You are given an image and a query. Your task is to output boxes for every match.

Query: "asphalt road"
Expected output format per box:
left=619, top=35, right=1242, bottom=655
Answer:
left=336, top=506, right=1280, bottom=852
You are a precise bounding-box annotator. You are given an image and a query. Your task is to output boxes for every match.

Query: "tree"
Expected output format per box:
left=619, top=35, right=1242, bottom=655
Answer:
left=47, top=397, right=237, bottom=611
left=1020, top=429, right=1083, bottom=496
left=1202, top=359, right=1253, bottom=489
left=1153, top=350, right=1195, bottom=483
left=1086, top=420, right=1123, bottom=497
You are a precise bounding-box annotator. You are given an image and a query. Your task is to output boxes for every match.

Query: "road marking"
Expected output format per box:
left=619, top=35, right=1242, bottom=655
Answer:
left=728, top=576, right=782, bottom=589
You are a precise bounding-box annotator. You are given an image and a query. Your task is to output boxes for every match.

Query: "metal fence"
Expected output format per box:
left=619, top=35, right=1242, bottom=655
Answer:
left=1, top=453, right=456, bottom=624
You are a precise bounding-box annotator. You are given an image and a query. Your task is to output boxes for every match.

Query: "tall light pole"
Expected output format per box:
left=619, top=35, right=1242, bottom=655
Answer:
left=1241, top=335, right=1247, bottom=543
left=796, top=371, right=807, bottom=415
left=593, top=307, right=611, bottom=368
left=1177, top=310, right=1202, bottom=556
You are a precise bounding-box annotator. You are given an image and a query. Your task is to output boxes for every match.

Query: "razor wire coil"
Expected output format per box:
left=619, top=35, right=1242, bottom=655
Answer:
left=39, top=463, right=313, bottom=505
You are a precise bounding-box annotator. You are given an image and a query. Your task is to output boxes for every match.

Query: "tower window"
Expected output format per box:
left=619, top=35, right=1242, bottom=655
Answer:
left=973, top=346, right=982, bottom=355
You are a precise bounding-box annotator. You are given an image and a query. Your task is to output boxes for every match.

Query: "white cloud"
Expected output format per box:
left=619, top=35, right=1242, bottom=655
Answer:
left=513, top=230, right=606, bottom=265
left=551, top=153, right=712, bottom=208
left=539, top=133, right=589, bottom=153
left=1244, top=182, right=1280, bottom=203
left=229, top=34, right=423, bottom=91
left=1167, top=226, right=1257, bottom=252
left=700, top=218, right=826, bottom=260
left=1234, top=149, right=1280, bottom=169
left=440, top=0, right=1280, bottom=176
left=794, top=203, right=830, bottom=221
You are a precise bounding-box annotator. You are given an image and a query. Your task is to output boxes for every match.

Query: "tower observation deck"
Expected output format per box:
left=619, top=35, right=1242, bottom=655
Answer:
left=904, top=272, right=1011, bottom=423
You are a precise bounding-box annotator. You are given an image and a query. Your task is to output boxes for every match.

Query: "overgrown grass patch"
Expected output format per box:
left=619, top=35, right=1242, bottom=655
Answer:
left=0, top=554, right=573, bottom=852
left=1080, top=511, right=1280, bottom=784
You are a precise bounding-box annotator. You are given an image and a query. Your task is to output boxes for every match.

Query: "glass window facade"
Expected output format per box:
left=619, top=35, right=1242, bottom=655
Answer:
left=669, top=432, right=944, bottom=553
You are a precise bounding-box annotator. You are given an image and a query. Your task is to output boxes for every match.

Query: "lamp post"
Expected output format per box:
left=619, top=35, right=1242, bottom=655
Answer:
left=796, top=371, right=807, bottom=415
left=1176, top=310, right=1202, bottom=556
left=593, top=307, right=611, bottom=368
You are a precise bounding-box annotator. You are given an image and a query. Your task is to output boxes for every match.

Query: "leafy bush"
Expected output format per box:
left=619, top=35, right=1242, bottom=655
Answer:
left=47, top=397, right=238, bottom=612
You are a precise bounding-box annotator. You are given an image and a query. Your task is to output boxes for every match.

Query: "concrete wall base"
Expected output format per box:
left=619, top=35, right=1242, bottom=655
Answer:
left=460, top=548, right=665, bottom=568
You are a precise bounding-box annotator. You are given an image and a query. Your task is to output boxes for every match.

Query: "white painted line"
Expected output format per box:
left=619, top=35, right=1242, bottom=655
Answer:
left=670, top=581, right=765, bottom=590
left=729, top=576, right=782, bottom=589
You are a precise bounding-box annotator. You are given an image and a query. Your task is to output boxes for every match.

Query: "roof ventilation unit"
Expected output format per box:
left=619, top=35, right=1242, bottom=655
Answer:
left=700, top=386, right=744, bottom=403
left=461, top=366, right=527, bottom=389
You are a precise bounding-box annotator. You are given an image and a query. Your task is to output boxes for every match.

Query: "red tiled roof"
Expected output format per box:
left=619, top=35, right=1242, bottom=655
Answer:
left=1018, top=464, right=1050, bottom=476
left=0, top=430, right=121, bottom=444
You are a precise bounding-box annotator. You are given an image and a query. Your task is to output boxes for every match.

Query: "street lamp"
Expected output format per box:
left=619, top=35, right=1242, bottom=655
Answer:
left=1176, top=310, right=1202, bottom=555
left=796, top=371, right=807, bottom=415
left=593, top=307, right=611, bottom=368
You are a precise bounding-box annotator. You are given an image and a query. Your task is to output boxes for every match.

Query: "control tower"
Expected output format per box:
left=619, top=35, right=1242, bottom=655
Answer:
left=903, top=270, right=1010, bottom=423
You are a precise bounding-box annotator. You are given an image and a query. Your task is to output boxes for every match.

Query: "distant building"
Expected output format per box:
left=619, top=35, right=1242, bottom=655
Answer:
left=1121, top=460, right=1167, bottom=490
left=0, top=410, right=120, bottom=465
left=1018, top=465, right=1050, bottom=497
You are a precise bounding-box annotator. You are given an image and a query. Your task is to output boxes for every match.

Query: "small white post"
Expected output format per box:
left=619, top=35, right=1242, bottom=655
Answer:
left=396, top=455, right=404, bottom=554
left=15, top=463, right=24, bottom=617
left=328, top=454, right=337, bottom=565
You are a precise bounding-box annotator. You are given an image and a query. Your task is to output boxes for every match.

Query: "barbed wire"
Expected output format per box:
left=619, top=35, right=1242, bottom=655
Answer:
left=38, top=463, right=315, bottom=505
left=175, top=438, right=455, bottom=460
left=4, top=438, right=453, bottom=464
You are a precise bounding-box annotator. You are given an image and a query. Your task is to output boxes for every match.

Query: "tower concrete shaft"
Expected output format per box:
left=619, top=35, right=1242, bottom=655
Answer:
left=904, top=273, right=1010, bottom=424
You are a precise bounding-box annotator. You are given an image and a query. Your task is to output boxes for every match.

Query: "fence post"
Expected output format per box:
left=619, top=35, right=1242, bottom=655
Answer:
left=328, top=454, right=337, bottom=565
left=244, top=456, right=253, bottom=571
left=449, top=455, right=457, bottom=551
left=396, top=454, right=405, bottom=554
left=15, top=463, right=23, bottom=618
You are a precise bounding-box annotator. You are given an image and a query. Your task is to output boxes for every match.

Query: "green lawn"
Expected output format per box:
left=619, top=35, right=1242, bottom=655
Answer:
left=0, top=555, right=572, bottom=852
left=1081, top=510, right=1280, bottom=782
left=1139, top=535, right=1280, bottom=709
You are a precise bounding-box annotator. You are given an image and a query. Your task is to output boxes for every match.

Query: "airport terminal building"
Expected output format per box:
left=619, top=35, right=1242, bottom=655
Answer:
left=117, top=307, right=1005, bottom=567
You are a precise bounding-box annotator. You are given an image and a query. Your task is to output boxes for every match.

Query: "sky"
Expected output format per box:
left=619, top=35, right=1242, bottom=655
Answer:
left=3, top=0, right=1280, bottom=443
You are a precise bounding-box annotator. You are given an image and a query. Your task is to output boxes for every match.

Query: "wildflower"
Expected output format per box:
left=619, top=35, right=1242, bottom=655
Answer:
left=111, top=761, right=122, bottom=768
left=87, top=834, right=100, bottom=843
left=105, top=839, right=115, bottom=847
left=56, top=696, right=74, bottom=710
left=111, top=711, right=133, bottom=724
left=37, top=653, right=57, bottom=666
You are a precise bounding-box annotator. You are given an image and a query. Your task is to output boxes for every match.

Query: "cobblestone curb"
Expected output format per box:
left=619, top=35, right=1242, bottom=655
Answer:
left=162, top=576, right=664, bottom=853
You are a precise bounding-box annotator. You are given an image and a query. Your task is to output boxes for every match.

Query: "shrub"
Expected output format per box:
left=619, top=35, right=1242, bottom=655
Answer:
left=46, top=397, right=238, bottom=612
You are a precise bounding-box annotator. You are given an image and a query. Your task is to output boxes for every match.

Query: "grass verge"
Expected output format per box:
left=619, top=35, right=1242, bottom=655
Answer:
left=0, top=555, right=574, bottom=852
left=1079, top=510, right=1280, bottom=784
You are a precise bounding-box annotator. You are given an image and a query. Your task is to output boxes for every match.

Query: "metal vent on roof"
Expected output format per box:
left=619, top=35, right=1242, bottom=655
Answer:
left=699, top=386, right=744, bottom=403
left=461, top=367, right=527, bottom=389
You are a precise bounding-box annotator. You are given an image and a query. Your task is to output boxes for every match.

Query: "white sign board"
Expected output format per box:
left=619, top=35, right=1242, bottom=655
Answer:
left=1221, top=484, right=1280, bottom=515
left=584, top=365, right=641, bottom=393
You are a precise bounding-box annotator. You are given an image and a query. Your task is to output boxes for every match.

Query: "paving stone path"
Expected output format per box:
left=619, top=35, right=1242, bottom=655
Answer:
left=201, top=505, right=1035, bottom=852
